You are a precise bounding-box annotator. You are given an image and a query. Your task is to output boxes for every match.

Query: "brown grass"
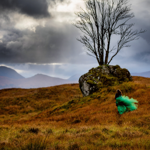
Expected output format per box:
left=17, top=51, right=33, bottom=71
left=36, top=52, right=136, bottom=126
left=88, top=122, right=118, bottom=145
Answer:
left=0, top=77, right=150, bottom=149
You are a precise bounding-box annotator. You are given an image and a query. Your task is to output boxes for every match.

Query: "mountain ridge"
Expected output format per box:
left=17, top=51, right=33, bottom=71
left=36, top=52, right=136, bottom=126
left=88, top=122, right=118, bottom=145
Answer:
left=0, top=66, right=150, bottom=89
left=0, top=66, right=25, bottom=79
left=0, top=66, right=77, bottom=89
left=131, top=71, right=150, bottom=78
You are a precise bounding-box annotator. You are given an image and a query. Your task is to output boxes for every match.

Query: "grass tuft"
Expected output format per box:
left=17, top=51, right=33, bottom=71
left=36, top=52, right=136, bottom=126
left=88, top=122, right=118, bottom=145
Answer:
left=19, top=137, right=48, bottom=150
left=68, top=143, right=80, bottom=150
left=28, top=128, right=39, bottom=134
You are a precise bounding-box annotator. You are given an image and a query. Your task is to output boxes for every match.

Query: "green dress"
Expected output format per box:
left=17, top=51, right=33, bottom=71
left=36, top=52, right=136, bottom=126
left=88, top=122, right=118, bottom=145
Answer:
left=116, top=96, right=138, bottom=115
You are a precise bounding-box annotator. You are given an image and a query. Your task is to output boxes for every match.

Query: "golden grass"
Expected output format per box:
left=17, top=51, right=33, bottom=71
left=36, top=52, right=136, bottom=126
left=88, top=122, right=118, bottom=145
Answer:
left=0, top=77, right=150, bottom=149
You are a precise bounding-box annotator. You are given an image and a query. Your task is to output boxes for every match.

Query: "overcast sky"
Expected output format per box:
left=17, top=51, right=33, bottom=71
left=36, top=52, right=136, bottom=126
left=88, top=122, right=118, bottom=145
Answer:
left=0, top=0, right=149, bottom=78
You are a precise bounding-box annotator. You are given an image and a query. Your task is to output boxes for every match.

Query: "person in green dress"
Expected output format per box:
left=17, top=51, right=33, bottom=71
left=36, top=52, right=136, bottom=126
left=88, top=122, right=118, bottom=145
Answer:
left=115, top=89, right=138, bottom=115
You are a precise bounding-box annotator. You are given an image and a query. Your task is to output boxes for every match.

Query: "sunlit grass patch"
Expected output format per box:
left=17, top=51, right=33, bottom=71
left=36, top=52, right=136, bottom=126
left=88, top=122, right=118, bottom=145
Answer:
left=15, top=135, right=49, bottom=150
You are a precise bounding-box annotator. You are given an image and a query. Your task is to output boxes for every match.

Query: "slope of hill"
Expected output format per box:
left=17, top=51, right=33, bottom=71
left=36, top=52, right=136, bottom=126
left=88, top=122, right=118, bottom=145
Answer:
left=131, top=71, right=150, bottom=78
left=16, top=74, right=70, bottom=88
left=0, top=76, right=150, bottom=149
left=0, top=76, right=16, bottom=89
left=0, top=67, right=76, bottom=89
left=68, top=74, right=81, bottom=82
left=0, top=66, right=24, bottom=79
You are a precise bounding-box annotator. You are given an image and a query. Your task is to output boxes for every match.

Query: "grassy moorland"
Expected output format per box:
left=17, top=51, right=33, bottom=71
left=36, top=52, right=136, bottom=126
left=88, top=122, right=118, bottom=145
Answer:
left=0, top=76, right=150, bottom=150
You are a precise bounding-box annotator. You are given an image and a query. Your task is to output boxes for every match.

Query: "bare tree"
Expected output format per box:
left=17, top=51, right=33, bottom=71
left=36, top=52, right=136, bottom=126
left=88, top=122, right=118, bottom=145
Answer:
left=75, top=0, right=144, bottom=65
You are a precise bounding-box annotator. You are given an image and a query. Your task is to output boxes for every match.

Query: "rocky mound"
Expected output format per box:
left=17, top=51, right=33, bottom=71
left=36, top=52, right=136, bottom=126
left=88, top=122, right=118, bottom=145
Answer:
left=79, top=65, right=132, bottom=96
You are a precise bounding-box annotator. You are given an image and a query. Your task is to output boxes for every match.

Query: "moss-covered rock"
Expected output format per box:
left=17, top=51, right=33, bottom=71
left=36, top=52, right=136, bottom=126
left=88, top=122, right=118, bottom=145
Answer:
left=79, top=65, right=132, bottom=96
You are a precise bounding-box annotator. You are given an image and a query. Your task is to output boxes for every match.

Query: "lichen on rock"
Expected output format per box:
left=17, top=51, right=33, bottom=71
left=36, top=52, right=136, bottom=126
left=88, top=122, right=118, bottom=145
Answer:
left=79, top=65, right=132, bottom=96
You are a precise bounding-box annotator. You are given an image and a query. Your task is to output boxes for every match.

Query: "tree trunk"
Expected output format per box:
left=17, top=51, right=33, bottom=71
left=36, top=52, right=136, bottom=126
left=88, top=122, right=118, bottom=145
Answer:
left=105, top=33, right=111, bottom=64
left=105, top=51, right=109, bottom=64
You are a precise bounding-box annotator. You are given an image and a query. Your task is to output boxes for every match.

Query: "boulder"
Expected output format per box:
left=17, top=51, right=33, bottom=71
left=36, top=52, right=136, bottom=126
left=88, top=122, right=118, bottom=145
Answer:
left=79, top=65, right=132, bottom=96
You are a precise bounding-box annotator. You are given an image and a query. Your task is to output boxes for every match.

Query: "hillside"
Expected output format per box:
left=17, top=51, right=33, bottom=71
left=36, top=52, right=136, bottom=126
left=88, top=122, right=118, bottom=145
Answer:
left=0, top=66, right=76, bottom=89
left=0, top=66, right=24, bottom=79
left=131, top=71, right=150, bottom=78
left=0, top=76, right=150, bottom=149
left=16, top=74, right=71, bottom=88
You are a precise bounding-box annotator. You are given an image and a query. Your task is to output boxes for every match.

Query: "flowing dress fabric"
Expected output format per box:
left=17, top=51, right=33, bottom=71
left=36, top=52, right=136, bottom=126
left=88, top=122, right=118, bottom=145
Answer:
left=116, top=95, right=138, bottom=115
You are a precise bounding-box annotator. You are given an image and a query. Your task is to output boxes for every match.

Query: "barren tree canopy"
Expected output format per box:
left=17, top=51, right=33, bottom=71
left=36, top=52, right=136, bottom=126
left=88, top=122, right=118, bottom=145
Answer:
left=75, top=0, right=144, bottom=65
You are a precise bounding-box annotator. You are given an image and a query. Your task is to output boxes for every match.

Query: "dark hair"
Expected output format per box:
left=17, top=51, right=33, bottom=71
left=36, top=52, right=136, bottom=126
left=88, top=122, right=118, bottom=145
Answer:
left=116, top=89, right=122, bottom=95
left=115, top=89, right=122, bottom=99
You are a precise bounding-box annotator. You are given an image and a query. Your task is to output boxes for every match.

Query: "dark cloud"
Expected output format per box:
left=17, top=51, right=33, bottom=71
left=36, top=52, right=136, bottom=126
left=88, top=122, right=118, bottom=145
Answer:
left=132, top=45, right=150, bottom=63
left=0, top=0, right=50, bottom=18
left=0, top=22, right=95, bottom=64
left=0, top=0, right=150, bottom=78
left=125, top=7, right=150, bottom=64
left=134, top=20, right=150, bottom=44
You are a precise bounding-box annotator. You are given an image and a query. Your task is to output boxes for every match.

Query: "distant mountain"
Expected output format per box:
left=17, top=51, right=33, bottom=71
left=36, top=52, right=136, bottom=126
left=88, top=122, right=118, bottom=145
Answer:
left=17, top=74, right=70, bottom=88
left=68, top=74, right=81, bottom=83
left=0, top=67, right=77, bottom=89
left=0, top=66, right=24, bottom=79
left=0, top=66, right=150, bottom=89
left=131, top=71, right=150, bottom=78
left=0, top=76, right=18, bottom=89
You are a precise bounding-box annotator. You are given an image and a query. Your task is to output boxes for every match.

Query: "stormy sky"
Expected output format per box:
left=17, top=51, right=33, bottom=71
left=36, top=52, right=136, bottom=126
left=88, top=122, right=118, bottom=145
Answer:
left=0, top=0, right=149, bottom=78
